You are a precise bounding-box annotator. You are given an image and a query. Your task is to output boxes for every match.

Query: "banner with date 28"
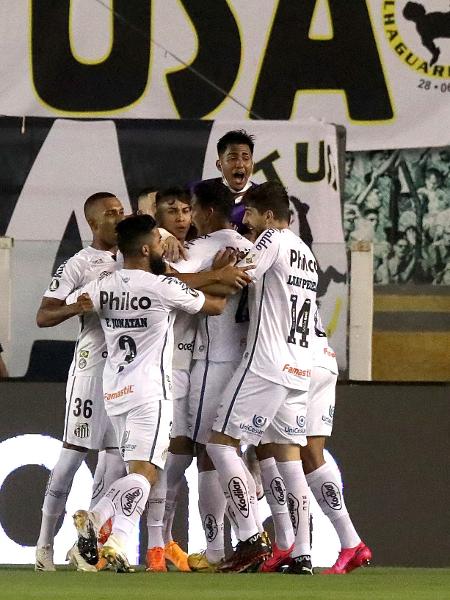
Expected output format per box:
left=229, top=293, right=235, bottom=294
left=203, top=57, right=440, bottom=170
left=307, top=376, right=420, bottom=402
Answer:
left=0, top=0, right=449, bottom=150
left=0, top=117, right=347, bottom=376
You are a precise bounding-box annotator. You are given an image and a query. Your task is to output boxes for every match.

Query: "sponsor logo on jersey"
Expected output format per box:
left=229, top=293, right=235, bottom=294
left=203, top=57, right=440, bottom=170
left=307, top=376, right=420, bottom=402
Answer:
left=228, top=477, right=249, bottom=518
left=287, top=492, right=300, bottom=535
left=102, top=351, right=108, bottom=358
left=252, top=414, right=267, bottom=428
left=204, top=514, right=219, bottom=542
left=162, top=277, right=199, bottom=297
left=98, top=270, right=113, bottom=281
left=282, top=364, right=311, bottom=378
left=74, top=422, right=90, bottom=439
left=321, top=482, right=342, bottom=510
left=255, top=228, right=277, bottom=250
left=100, top=291, right=151, bottom=311
left=177, top=341, right=194, bottom=352
left=53, top=261, right=68, bottom=279
left=121, top=487, right=144, bottom=516
left=79, top=349, right=89, bottom=359
left=323, top=347, right=336, bottom=358
left=289, top=249, right=317, bottom=273
left=91, top=258, right=104, bottom=264
left=78, top=358, right=87, bottom=369
left=270, top=477, right=286, bottom=505
left=49, top=278, right=59, bottom=291
left=104, top=384, right=135, bottom=401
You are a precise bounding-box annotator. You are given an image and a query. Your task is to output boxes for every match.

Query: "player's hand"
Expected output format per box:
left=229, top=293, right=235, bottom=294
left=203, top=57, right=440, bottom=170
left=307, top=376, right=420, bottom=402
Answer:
left=75, top=293, right=94, bottom=314
left=164, top=236, right=188, bottom=262
left=212, top=248, right=238, bottom=270
left=218, top=263, right=254, bottom=289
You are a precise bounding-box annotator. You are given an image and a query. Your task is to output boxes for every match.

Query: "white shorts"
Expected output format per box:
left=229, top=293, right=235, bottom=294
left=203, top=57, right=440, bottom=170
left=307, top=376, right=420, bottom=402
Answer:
left=109, top=399, right=172, bottom=468
left=306, top=366, right=337, bottom=437
left=213, top=367, right=308, bottom=446
left=64, top=375, right=117, bottom=450
left=170, top=369, right=190, bottom=439
left=188, top=360, right=239, bottom=445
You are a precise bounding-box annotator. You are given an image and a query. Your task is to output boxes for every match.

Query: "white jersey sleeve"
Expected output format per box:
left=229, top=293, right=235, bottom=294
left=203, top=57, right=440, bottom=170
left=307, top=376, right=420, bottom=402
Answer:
left=44, top=257, right=84, bottom=300
left=170, top=235, right=214, bottom=274
left=238, top=228, right=280, bottom=282
left=312, top=306, right=338, bottom=374
left=157, top=276, right=206, bottom=314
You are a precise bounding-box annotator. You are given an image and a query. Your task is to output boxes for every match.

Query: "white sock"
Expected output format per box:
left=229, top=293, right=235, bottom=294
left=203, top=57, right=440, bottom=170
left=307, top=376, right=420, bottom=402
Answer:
left=276, top=460, right=310, bottom=557
left=90, top=451, right=106, bottom=509
left=306, top=462, right=361, bottom=549
left=198, top=470, right=226, bottom=563
left=241, top=460, right=264, bottom=534
left=147, top=468, right=167, bottom=549
left=37, top=447, right=86, bottom=547
left=206, top=443, right=258, bottom=541
left=92, top=473, right=151, bottom=545
left=163, top=452, right=193, bottom=544
left=259, top=457, right=294, bottom=550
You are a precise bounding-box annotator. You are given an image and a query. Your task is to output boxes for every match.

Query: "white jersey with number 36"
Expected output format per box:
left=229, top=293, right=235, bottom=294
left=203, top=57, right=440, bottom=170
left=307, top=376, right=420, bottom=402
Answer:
left=240, top=228, right=318, bottom=391
left=67, top=269, right=205, bottom=415
left=44, top=246, right=121, bottom=377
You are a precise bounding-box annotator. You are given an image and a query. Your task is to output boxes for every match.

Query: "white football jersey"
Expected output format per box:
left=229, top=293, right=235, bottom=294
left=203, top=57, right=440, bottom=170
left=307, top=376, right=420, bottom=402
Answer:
left=44, top=246, right=122, bottom=376
left=239, top=228, right=318, bottom=391
left=172, top=311, right=197, bottom=371
left=67, top=269, right=205, bottom=415
left=175, top=229, right=253, bottom=362
left=311, top=307, right=338, bottom=374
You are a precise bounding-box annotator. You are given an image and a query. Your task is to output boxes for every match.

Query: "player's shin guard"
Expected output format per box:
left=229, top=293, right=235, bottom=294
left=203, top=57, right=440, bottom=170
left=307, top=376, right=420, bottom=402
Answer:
left=147, top=468, right=167, bottom=549
left=259, top=457, right=295, bottom=551
left=206, top=443, right=259, bottom=541
left=306, top=462, right=360, bottom=549
left=198, top=470, right=226, bottom=563
left=37, top=448, right=86, bottom=547
left=276, top=460, right=310, bottom=557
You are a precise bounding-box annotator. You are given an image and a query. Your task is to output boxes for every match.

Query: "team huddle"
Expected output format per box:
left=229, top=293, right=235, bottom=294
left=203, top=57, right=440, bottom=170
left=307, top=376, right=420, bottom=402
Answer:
left=34, top=130, right=371, bottom=576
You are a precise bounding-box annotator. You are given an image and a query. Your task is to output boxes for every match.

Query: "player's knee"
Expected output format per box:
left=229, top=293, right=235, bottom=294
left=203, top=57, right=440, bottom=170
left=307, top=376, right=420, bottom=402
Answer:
left=128, top=460, right=158, bottom=485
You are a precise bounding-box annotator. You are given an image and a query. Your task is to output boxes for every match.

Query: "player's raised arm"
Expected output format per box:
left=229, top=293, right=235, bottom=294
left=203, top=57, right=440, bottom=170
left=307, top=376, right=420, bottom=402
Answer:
left=36, top=296, right=86, bottom=328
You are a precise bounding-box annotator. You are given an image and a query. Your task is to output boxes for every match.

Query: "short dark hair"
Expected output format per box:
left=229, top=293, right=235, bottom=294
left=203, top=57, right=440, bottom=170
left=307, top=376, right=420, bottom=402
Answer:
left=425, top=168, right=442, bottom=181
left=84, top=192, right=116, bottom=219
left=193, top=179, right=234, bottom=221
left=156, top=186, right=191, bottom=207
left=243, top=181, right=290, bottom=221
left=116, top=214, right=157, bottom=257
left=217, top=129, right=255, bottom=156
left=137, top=186, right=158, bottom=199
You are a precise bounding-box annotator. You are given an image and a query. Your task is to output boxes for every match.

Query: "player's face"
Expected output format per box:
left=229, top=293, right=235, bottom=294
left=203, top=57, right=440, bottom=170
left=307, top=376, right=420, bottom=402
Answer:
left=190, top=195, right=210, bottom=236
left=93, top=197, right=125, bottom=246
left=138, top=192, right=157, bottom=218
left=242, top=206, right=267, bottom=236
left=217, top=143, right=253, bottom=192
left=157, top=199, right=191, bottom=242
left=145, top=229, right=166, bottom=275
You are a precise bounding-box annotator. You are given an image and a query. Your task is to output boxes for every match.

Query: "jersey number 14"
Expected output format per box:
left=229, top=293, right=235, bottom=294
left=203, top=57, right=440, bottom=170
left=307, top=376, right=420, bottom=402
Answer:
left=287, top=296, right=311, bottom=347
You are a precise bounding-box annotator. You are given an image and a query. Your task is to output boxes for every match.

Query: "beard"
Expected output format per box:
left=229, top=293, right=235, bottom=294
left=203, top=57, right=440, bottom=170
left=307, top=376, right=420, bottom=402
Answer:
left=149, top=253, right=166, bottom=275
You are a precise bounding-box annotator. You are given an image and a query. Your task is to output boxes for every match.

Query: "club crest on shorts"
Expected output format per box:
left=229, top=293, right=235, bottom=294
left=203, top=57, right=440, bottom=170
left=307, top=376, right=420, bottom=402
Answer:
left=74, top=422, right=90, bottom=439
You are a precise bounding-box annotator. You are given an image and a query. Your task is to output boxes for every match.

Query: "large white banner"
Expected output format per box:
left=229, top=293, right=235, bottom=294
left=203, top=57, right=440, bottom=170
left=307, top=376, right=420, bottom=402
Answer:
left=0, top=117, right=348, bottom=375
left=0, top=0, right=449, bottom=150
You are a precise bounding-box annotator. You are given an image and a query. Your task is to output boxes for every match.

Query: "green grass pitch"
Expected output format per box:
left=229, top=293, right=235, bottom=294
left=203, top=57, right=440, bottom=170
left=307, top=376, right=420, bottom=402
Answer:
left=1, top=567, right=449, bottom=600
